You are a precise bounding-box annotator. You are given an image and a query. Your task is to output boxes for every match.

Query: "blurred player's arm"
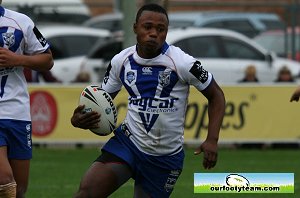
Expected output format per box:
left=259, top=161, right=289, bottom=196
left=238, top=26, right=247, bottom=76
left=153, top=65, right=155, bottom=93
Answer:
left=194, top=79, right=225, bottom=169
left=0, top=48, right=53, bottom=71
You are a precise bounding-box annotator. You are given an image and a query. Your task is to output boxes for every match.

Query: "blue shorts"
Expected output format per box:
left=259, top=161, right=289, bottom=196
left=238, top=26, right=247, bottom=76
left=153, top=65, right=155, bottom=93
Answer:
left=102, top=124, right=184, bottom=198
left=0, top=119, right=32, bottom=159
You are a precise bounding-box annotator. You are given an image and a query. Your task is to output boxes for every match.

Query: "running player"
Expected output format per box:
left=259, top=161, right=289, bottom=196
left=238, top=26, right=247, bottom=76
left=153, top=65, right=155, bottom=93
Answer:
left=0, top=1, right=53, bottom=197
left=71, top=3, right=225, bottom=198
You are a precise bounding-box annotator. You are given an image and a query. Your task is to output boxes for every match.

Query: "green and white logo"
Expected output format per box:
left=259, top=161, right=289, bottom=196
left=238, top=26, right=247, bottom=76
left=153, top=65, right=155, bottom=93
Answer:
left=194, top=173, right=294, bottom=193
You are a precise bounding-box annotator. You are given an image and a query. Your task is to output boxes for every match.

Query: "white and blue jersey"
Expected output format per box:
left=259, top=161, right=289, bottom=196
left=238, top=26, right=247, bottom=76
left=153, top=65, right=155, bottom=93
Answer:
left=0, top=6, right=50, bottom=121
left=101, top=42, right=213, bottom=156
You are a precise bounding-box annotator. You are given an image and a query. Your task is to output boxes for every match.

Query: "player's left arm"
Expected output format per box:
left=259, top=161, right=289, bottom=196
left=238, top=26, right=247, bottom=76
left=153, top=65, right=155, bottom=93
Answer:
left=0, top=47, right=53, bottom=71
left=194, top=79, right=225, bottom=169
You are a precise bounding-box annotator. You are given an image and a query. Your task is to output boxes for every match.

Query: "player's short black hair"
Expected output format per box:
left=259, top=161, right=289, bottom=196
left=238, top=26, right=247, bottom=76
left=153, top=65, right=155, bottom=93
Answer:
left=135, top=3, right=169, bottom=23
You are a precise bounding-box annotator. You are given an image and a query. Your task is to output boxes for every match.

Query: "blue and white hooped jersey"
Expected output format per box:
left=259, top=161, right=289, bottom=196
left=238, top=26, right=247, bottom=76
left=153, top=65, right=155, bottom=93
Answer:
left=0, top=6, right=50, bottom=121
left=101, top=42, right=213, bottom=156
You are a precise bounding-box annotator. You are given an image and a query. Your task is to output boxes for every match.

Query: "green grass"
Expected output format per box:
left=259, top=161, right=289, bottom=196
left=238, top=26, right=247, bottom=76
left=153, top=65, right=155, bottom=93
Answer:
left=27, top=146, right=299, bottom=198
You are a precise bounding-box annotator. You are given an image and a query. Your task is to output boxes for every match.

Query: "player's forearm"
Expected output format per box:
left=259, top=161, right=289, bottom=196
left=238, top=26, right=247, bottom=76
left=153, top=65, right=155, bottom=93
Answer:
left=206, top=90, right=225, bottom=142
left=21, top=52, right=54, bottom=71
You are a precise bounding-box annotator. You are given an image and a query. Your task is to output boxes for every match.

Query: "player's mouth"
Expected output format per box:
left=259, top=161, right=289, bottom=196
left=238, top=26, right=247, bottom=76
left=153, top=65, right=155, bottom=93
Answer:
left=145, top=40, right=158, bottom=47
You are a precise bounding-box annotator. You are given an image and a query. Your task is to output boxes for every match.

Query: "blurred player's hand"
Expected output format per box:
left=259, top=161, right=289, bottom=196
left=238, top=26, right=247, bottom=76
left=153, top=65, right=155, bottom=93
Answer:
left=290, top=88, right=300, bottom=102
left=194, top=140, right=218, bottom=170
left=71, top=105, right=100, bottom=129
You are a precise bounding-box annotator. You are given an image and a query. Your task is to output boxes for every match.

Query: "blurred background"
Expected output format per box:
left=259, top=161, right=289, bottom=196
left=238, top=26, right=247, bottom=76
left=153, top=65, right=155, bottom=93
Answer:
left=3, top=0, right=300, bottom=83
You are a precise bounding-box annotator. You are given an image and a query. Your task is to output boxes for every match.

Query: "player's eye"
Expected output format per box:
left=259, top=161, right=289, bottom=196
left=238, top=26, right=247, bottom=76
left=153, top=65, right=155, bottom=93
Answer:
left=157, top=27, right=165, bottom=33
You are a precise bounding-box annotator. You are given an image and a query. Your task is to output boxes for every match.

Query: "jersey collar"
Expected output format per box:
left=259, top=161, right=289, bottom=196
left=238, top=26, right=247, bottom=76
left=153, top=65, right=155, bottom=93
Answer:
left=161, top=42, right=169, bottom=54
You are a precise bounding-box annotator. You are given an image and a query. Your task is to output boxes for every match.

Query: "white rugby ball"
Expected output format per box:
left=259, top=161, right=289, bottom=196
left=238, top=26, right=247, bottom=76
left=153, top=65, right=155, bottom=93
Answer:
left=79, top=85, right=117, bottom=136
left=226, top=174, right=250, bottom=187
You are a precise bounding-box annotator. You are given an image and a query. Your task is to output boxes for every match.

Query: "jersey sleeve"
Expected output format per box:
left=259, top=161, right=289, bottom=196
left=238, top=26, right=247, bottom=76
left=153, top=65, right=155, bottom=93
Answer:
left=101, top=61, right=123, bottom=94
left=170, top=46, right=213, bottom=91
left=101, top=47, right=135, bottom=94
left=22, top=16, right=50, bottom=55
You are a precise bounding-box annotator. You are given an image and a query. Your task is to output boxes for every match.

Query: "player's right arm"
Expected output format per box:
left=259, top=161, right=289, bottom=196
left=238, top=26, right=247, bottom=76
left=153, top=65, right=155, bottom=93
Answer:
left=0, top=47, right=53, bottom=71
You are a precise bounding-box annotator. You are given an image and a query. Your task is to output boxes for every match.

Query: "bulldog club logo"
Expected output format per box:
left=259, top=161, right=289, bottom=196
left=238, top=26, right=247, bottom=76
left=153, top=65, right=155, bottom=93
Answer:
left=2, top=32, right=15, bottom=47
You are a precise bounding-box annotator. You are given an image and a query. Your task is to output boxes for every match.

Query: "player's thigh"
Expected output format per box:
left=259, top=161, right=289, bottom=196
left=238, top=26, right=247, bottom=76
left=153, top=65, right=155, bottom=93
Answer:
left=0, top=146, right=14, bottom=184
left=79, top=161, right=132, bottom=194
left=134, top=184, right=151, bottom=198
left=9, top=159, right=30, bottom=191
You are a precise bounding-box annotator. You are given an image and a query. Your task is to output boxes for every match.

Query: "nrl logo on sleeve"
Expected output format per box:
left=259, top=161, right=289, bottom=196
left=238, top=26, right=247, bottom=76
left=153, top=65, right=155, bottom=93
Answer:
left=189, top=61, right=208, bottom=83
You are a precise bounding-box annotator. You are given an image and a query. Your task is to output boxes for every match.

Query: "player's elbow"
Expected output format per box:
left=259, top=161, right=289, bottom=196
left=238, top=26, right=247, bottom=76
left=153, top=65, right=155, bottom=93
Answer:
left=43, top=49, right=54, bottom=70
left=47, top=58, right=54, bottom=70
left=42, top=53, right=54, bottom=71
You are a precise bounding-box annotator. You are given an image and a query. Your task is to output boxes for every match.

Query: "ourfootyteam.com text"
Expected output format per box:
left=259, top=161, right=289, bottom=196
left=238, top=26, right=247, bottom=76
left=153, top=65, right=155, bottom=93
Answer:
left=210, top=186, right=280, bottom=192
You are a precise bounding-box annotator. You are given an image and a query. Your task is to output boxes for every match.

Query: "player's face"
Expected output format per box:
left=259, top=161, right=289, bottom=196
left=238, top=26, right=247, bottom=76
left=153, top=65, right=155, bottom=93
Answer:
left=134, top=10, right=168, bottom=58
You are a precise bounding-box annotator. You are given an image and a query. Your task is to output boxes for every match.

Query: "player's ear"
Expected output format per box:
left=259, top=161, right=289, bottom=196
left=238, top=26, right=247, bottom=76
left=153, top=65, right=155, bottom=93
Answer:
left=133, top=23, right=137, bottom=34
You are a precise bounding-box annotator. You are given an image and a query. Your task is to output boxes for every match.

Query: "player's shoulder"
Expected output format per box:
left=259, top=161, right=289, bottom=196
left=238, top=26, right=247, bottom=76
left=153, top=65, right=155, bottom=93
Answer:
left=111, top=45, right=135, bottom=65
left=166, top=44, right=190, bottom=57
left=3, top=8, right=33, bottom=22
left=2, top=7, right=34, bottom=28
left=165, top=44, right=196, bottom=68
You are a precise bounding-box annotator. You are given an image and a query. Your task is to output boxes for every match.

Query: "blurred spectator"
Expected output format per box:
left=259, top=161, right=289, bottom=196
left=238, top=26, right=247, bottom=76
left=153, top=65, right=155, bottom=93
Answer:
left=24, top=68, right=61, bottom=83
left=238, top=65, right=259, bottom=83
left=274, top=66, right=295, bottom=82
left=73, top=71, right=91, bottom=82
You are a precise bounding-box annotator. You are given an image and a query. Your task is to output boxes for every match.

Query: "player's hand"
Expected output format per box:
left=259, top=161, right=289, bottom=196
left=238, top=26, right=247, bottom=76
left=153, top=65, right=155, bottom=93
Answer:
left=290, top=95, right=300, bottom=102
left=194, top=140, right=218, bottom=169
left=71, top=105, right=100, bottom=129
left=290, top=87, right=300, bottom=102
left=0, top=47, right=20, bottom=67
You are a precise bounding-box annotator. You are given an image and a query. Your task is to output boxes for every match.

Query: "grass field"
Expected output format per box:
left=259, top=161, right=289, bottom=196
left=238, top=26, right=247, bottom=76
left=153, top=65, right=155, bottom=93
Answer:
left=27, top=146, right=299, bottom=198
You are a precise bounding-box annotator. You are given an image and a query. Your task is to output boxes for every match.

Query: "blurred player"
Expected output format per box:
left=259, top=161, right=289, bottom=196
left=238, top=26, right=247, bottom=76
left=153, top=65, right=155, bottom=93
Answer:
left=71, top=3, right=225, bottom=198
left=0, top=1, right=53, bottom=197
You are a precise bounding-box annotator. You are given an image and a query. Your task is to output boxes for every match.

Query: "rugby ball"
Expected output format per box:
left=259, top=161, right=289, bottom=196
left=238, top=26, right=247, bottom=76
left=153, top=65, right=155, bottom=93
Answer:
left=226, top=174, right=250, bottom=187
left=79, top=85, right=117, bottom=136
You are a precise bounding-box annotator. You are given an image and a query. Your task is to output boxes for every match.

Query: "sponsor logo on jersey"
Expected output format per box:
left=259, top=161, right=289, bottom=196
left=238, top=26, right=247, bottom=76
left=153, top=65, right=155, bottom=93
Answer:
left=0, top=67, right=15, bottom=76
left=142, top=67, right=152, bottom=75
left=129, top=98, right=178, bottom=132
left=159, top=70, right=171, bottom=87
left=2, top=32, right=15, bottom=47
left=189, top=61, right=208, bottom=83
left=33, top=26, right=47, bottom=47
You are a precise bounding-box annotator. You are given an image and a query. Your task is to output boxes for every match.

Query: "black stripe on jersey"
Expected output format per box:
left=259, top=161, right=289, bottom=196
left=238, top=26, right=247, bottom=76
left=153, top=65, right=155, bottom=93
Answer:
left=189, top=61, right=208, bottom=83
left=33, top=26, right=47, bottom=47
left=103, top=63, right=112, bottom=85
